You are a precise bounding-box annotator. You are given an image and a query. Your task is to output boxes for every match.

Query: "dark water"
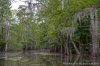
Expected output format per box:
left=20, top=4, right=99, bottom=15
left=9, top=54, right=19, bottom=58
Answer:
left=0, top=51, right=100, bottom=66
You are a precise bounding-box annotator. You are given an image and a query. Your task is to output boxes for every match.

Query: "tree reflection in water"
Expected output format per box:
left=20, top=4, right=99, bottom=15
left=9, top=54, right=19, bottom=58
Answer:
left=0, top=52, right=100, bottom=66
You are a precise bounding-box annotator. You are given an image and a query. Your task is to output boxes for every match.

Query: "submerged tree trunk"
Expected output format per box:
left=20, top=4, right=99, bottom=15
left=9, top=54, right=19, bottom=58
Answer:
left=90, top=7, right=99, bottom=56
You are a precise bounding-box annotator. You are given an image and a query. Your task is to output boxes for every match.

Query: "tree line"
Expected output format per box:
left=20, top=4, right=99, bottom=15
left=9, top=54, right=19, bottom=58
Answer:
left=0, top=0, right=100, bottom=57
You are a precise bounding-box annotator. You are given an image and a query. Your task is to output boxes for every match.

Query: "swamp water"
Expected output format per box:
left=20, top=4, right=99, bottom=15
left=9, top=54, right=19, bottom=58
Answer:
left=0, top=51, right=100, bottom=66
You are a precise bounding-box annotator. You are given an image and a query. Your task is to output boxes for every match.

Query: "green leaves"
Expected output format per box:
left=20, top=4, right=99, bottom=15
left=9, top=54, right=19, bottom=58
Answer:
left=0, top=0, right=99, bottom=51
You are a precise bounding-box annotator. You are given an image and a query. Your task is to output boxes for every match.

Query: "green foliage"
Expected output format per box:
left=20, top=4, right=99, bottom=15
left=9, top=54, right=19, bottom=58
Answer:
left=0, top=0, right=100, bottom=52
left=0, top=0, right=11, bottom=51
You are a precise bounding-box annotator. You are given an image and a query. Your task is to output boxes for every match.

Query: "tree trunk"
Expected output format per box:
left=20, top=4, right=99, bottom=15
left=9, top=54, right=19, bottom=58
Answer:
left=64, top=34, right=69, bottom=55
left=70, top=36, right=80, bottom=55
left=61, top=0, right=64, bottom=9
left=5, top=18, right=10, bottom=52
left=90, top=7, right=99, bottom=57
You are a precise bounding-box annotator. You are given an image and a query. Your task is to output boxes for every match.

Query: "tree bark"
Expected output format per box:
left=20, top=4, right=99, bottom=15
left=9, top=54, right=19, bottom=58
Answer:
left=90, top=7, right=99, bottom=57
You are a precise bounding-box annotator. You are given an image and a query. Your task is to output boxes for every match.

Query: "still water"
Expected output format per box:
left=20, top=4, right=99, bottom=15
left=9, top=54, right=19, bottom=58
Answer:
left=0, top=51, right=100, bottom=66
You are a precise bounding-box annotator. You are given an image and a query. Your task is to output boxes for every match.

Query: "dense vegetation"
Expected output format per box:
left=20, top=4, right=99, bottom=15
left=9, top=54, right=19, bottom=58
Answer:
left=0, top=0, right=100, bottom=57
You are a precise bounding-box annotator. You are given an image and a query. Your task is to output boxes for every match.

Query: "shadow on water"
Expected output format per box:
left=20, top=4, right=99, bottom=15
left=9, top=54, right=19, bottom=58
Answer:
left=0, top=51, right=100, bottom=66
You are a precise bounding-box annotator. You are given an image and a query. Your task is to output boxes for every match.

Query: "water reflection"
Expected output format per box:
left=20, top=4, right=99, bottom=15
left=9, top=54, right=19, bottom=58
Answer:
left=0, top=51, right=100, bottom=66
left=0, top=59, right=5, bottom=66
